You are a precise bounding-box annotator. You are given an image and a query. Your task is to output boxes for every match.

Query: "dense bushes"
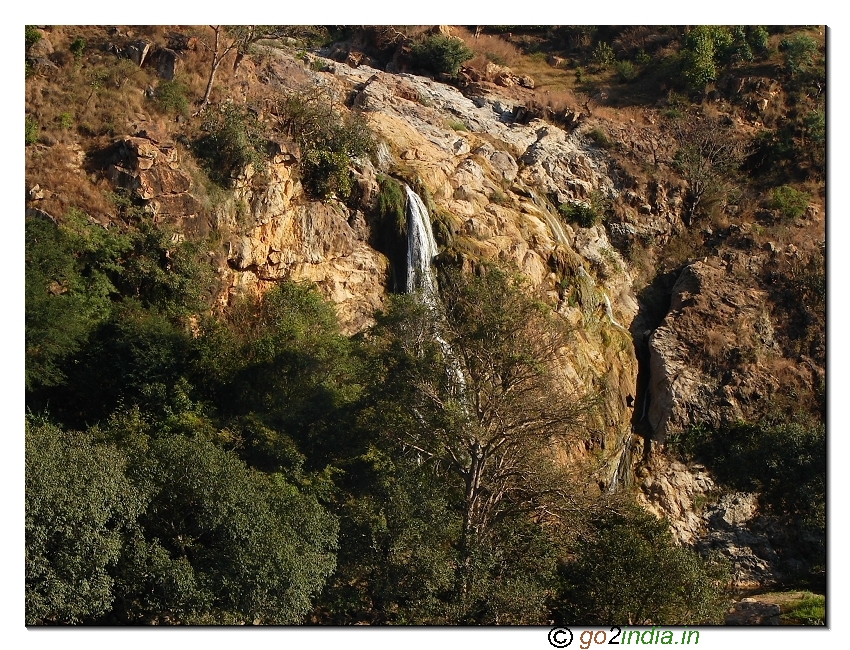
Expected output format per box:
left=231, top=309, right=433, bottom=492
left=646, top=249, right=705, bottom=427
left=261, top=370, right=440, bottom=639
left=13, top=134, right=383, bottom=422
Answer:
left=411, top=34, right=474, bottom=76
left=194, top=103, right=268, bottom=186
left=554, top=506, right=730, bottom=625
left=559, top=200, right=601, bottom=228
left=673, top=417, right=825, bottom=529
left=278, top=90, right=375, bottom=200
left=771, top=185, right=811, bottom=220
left=25, top=418, right=338, bottom=624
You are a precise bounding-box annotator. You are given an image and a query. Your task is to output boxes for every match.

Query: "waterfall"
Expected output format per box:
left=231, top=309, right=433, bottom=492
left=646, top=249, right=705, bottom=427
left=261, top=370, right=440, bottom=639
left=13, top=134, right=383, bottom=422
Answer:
left=404, top=185, right=466, bottom=393
left=405, top=185, right=440, bottom=301
left=528, top=190, right=569, bottom=245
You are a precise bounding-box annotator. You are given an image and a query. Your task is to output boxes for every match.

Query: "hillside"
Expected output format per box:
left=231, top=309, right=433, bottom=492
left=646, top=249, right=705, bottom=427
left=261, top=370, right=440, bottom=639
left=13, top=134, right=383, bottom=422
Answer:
left=24, top=25, right=825, bottom=625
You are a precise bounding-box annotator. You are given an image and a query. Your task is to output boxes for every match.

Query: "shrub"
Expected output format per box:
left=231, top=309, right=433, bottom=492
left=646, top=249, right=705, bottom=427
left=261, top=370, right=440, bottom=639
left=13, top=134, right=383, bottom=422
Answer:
left=154, top=78, right=189, bottom=116
left=771, top=185, right=811, bottom=220
left=25, top=25, right=42, bottom=51
left=747, top=26, right=770, bottom=54
left=558, top=201, right=600, bottom=228
left=592, top=41, right=615, bottom=69
left=411, top=34, right=474, bottom=76
left=586, top=127, right=612, bottom=149
left=635, top=49, right=652, bottom=65
left=70, top=36, right=86, bottom=59
left=59, top=112, right=73, bottom=130
left=194, top=103, right=267, bottom=186
left=25, top=116, right=39, bottom=145
left=614, top=59, right=636, bottom=82
left=781, top=34, right=818, bottom=76
left=446, top=119, right=467, bottom=131
left=554, top=506, right=730, bottom=625
left=277, top=89, right=376, bottom=200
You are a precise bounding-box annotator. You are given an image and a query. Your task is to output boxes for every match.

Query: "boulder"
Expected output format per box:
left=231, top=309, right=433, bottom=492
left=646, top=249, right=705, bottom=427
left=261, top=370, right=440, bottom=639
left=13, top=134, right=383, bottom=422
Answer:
left=124, top=40, right=151, bottom=66
left=156, top=48, right=180, bottom=81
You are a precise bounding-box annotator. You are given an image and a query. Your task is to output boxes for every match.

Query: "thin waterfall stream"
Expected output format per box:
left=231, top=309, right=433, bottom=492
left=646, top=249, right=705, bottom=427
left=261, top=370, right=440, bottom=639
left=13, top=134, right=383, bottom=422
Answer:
left=404, top=185, right=467, bottom=394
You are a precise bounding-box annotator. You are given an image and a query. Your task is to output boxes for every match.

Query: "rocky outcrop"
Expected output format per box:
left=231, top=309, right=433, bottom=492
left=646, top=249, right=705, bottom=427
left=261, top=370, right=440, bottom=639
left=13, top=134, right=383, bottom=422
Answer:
left=638, top=455, right=817, bottom=589
left=327, top=59, right=638, bottom=457
left=725, top=599, right=781, bottom=625
left=646, top=258, right=794, bottom=442
left=109, top=135, right=203, bottom=222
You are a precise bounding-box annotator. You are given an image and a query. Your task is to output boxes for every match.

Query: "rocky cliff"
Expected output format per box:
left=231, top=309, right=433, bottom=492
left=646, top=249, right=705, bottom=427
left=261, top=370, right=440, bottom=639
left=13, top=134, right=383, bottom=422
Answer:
left=25, top=26, right=825, bottom=591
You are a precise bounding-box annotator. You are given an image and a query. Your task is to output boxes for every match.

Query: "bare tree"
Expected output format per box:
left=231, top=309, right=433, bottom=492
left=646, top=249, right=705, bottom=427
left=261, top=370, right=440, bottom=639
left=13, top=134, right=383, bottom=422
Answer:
left=196, top=26, right=280, bottom=114
left=671, top=114, right=747, bottom=225
left=370, top=267, right=598, bottom=604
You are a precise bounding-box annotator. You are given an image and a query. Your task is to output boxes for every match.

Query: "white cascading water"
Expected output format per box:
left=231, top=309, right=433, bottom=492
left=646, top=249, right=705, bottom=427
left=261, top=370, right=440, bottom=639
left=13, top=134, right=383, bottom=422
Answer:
left=405, top=186, right=440, bottom=302
left=404, top=185, right=466, bottom=393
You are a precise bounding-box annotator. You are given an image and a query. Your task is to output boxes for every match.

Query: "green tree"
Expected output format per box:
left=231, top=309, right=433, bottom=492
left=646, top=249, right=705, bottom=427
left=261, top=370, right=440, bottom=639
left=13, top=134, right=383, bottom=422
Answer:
left=123, top=434, right=338, bottom=623
left=25, top=211, right=129, bottom=390
left=277, top=89, right=375, bottom=200
left=411, top=34, right=474, bottom=76
left=681, top=26, right=733, bottom=90
left=26, top=418, right=145, bottom=624
left=194, top=102, right=267, bottom=186
left=781, top=34, right=818, bottom=77
left=367, top=267, right=595, bottom=615
left=554, top=506, right=730, bottom=625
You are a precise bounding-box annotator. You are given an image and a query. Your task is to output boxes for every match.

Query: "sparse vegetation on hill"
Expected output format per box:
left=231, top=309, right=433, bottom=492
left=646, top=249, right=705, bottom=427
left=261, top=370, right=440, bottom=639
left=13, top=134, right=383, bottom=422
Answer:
left=24, top=24, right=825, bottom=625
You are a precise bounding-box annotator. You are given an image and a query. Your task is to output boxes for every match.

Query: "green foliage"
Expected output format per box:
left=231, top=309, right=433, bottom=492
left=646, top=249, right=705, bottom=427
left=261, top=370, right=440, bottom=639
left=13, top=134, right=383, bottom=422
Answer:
left=747, top=26, right=770, bottom=54
left=675, top=417, right=825, bottom=529
left=367, top=266, right=592, bottom=619
left=411, top=34, right=474, bottom=76
left=278, top=89, right=375, bottom=200
left=554, top=506, right=730, bottom=625
left=26, top=418, right=144, bottom=624
left=26, top=208, right=214, bottom=403
left=680, top=26, right=734, bottom=90
left=559, top=201, right=600, bottom=228
left=592, top=41, right=615, bottom=69
left=194, top=102, right=267, bottom=186
left=376, top=174, right=407, bottom=235
left=25, top=211, right=129, bottom=389
left=781, top=34, right=818, bottom=76
left=586, top=126, right=612, bottom=149
left=771, top=185, right=811, bottom=220
left=614, top=59, right=636, bottom=82
left=58, top=111, right=73, bottom=130
left=154, top=78, right=190, bottom=116
left=125, top=434, right=338, bottom=623
left=69, top=36, right=86, bottom=59
left=321, top=447, right=459, bottom=624
left=25, top=25, right=42, bottom=51
left=25, top=115, right=39, bottom=145
left=781, top=593, right=825, bottom=625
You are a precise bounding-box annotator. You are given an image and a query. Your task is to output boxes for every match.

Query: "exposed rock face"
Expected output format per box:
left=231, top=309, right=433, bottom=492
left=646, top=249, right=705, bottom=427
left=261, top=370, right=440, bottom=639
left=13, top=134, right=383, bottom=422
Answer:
left=307, top=56, right=639, bottom=456
left=638, top=455, right=817, bottom=589
left=646, top=259, right=791, bottom=442
left=109, top=135, right=203, bottom=222
left=219, top=141, right=389, bottom=335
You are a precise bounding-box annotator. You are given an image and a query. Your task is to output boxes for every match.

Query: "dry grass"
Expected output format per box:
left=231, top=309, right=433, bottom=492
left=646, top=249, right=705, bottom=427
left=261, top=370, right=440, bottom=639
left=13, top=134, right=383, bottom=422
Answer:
left=453, top=26, right=522, bottom=69
left=703, top=330, right=729, bottom=360
left=26, top=144, right=115, bottom=220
